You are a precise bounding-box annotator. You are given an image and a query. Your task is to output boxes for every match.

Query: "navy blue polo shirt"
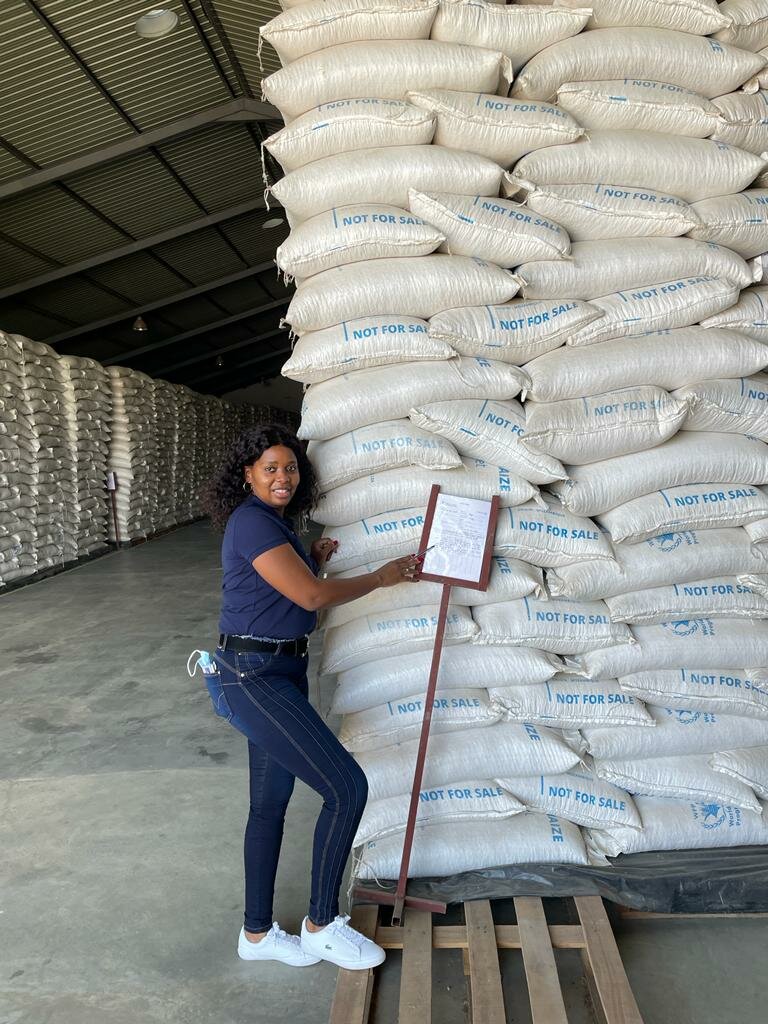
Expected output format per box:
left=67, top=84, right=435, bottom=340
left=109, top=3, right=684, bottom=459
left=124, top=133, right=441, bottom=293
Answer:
left=219, top=494, right=318, bottom=640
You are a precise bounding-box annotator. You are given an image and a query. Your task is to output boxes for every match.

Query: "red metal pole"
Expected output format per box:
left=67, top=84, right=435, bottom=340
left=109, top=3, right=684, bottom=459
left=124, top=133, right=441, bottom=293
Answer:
left=390, top=582, right=452, bottom=926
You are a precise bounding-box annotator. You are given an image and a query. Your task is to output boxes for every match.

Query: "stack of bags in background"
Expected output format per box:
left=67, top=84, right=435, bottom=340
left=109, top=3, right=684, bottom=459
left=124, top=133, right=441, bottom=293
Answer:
left=152, top=379, right=180, bottom=534
left=0, top=332, right=37, bottom=587
left=60, top=354, right=112, bottom=561
left=261, top=0, right=768, bottom=875
left=20, top=338, right=78, bottom=576
left=107, top=366, right=158, bottom=544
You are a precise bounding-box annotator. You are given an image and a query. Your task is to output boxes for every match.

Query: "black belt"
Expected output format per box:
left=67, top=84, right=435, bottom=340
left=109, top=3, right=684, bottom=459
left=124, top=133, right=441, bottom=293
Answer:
left=218, top=634, right=309, bottom=657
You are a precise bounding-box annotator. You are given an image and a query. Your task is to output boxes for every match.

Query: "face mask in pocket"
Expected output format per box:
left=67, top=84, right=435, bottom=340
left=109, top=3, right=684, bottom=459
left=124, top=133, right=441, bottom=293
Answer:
left=187, top=650, right=233, bottom=721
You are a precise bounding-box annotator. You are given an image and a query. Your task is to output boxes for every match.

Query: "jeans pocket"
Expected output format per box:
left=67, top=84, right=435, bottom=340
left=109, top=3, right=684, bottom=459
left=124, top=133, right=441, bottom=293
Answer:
left=204, top=671, right=233, bottom=721
left=235, top=651, right=276, bottom=683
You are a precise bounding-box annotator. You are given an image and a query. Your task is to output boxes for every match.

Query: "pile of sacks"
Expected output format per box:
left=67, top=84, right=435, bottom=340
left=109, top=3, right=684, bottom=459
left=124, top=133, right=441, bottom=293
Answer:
left=59, top=354, right=112, bottom=560
left=0, top=332, right=37, bottom=586
left=262, top=0, right=768, bottom=875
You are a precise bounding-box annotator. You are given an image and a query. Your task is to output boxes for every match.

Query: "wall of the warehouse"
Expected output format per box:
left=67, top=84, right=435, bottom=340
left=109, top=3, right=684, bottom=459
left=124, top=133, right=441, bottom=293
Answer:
left=225, top=375, right=302, bottom=414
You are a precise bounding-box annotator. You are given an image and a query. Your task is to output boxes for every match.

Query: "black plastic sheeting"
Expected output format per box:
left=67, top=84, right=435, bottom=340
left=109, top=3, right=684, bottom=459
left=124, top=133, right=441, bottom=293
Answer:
left=354, top=846, right=768, bottom=913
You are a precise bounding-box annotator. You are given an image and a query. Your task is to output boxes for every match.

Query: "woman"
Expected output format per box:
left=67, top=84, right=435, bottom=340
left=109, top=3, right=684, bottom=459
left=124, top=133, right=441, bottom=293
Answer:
left=202, top=424, right=422, bottom=971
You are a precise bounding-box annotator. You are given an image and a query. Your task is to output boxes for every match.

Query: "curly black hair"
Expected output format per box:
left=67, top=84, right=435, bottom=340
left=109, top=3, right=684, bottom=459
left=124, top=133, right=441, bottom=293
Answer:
left=202, top=424, right=318, bottom=532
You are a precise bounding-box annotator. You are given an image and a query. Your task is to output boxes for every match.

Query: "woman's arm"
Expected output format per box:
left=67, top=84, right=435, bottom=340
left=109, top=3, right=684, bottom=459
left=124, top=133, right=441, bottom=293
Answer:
left=252, top=544, right=420, bottom=612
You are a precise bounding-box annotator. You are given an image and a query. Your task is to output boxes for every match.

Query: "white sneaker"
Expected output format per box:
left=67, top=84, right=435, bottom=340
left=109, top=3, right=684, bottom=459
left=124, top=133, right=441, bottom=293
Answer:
left=238, top=923, right=321, bottom=967
left=300, top=915, right=386, bottom=970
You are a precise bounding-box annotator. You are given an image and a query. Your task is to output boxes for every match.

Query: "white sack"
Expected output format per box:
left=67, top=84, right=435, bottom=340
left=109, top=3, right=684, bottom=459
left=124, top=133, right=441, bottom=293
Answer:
left=577, top=705, right=768, bottom=760
left=598, top=485, right=768, bottom=545
left=592, top=756, right=761, bottom=813
left=502, top=769, right=641, bottom=830
left=587, top=797, right=768, bottom=859
left=315, top=456, right=534, bottom=527
left=675, top=377, right=768, bottom=441
left=324, top=554, right=543, bottom=630
left=711, top=90, right=768, bottom=155
left=515, top=239, right=754, bottom=301
left=606, top=577, right=768, bottom=625
left=408, top=90, right=583, bottom=166
left=569, top=0, right=727, bottom=33
left=490, top=676, right=652, bottom=728
left=688, top=191, right=768, bottom=259
left=567, top=277, right=739, bottom=347
left=408, top=190, right=570, bottom=267
left=550, top=529, right=768, bottom=602
left=299, top=358, right=526, bottom=441
left=282, top=316, right=447, bottom=385
left=409, top=398, right=565, bottom=485
left=514, top=181, right=700, bottom=242
left=357, top=813, right=589, bottom=879
left=339, top=689, right=500, bottom=752
left=555, top=80, right=721, bottom=137
left=286, top=256, right=518, bottom=333
left=523, top=387, right=688, bottom=466
left=271, top=145, right=503, bottom=222
left=511, top=29, right=766, bottom=101
left=711, top=746, right=768, bottom=800
left=263, top=99, right=436, bottom=173
left=576, top=619, right=768, bottom=679
left=715, top=0, right=768, bottom=51
left=474, top=597, right=631, bottom=654
left=308, top=420, right=461, bottom=492
left=354, top=781, right=522, bottom=846
left=509, top=131, right=766, bottom=204
left=262, top=40, right=512, bottom=121
left=495, top=497, right=614, bottom=568
left=431, top=0, right=589, bottom=72
left=619, top=669, right=768, bottom=718
left=261, top=0, right=438, bottom=64
left=320, top=505, right=426, bottom=571
left=276, top=204, right=445, bottom=279
left=356, top=721, right=582, bottom=802
left=522, top=329, right=768, bottom=403
left=553, top=432, right=768, bottom=517
left=320, top=603, right=477, bottom=674
left=332, top=644, right=563, bottom=715
left=428, top=299, right=602, bottom=365
left=700, top=285, right=768, bottom=340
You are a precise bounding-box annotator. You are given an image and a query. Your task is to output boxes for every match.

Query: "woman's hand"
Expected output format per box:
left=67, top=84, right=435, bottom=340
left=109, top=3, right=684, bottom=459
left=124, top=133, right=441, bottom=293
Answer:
left=376, top=553, right=423, bottom=588
left=311, top=538, right=338, bottom=566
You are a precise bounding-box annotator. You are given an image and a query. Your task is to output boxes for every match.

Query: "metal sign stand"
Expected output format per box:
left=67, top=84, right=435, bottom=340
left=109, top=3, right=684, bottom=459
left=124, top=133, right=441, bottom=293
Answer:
left=353, top=485, right=500, bottom=927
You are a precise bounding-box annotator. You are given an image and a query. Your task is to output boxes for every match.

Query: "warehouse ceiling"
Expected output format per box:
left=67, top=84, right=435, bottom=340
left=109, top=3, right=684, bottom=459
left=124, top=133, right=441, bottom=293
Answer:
left=0, top=0, right=294, bottom=396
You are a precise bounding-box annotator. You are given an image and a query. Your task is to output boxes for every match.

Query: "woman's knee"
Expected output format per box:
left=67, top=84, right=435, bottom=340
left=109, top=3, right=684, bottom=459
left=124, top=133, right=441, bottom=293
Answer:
left=324, top=760, right=368, bottom=815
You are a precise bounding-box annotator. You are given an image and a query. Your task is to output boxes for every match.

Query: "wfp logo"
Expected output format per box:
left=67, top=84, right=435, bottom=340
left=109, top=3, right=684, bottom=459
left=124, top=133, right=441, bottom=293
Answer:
left=675, top=709, right=701, bottom=725
left=651, top=532, right=683, bottom=553
left=700, top=803, right=726, bottom=830
left=662, top=619, right=698, bottom=637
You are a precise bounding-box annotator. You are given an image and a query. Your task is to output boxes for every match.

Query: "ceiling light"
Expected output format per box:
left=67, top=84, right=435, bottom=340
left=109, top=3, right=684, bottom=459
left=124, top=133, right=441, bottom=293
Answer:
left=136, top=9, right=179, bottom=39
left=262, top=217, right=285, bottom=230
left=132, top=316, right=148, bottom=332
left=215, top=355, right=224, bottom=368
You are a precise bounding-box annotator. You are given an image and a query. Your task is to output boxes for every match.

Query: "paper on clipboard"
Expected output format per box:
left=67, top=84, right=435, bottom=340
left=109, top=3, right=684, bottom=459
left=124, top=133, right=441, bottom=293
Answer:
left=421, top=493, right=493, bottom=585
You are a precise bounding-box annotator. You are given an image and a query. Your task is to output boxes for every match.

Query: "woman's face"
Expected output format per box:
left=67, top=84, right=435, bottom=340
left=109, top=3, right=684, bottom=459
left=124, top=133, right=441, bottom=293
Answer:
left=245, top=444, right=300, bottom=513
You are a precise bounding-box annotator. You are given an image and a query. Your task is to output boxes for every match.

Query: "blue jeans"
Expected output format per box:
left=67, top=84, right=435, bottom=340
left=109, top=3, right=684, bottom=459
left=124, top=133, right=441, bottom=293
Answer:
left=213, top=648, right=368, bottom=931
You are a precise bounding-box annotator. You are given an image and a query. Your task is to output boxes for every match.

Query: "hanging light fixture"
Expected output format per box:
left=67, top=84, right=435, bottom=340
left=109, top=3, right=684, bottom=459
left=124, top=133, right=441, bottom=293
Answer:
left=136, top=9, right=179, bottom=39
left=132, top=316, right=148, bottom=332
left=215, top=355, right=224, bottom=368
left=262, top=217, right=285, bottom=230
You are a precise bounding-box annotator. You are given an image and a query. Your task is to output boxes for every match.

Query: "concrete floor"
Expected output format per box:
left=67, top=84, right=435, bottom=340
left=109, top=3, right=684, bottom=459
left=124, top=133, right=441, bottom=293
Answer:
left=2, top=521, right=767, bottom=1024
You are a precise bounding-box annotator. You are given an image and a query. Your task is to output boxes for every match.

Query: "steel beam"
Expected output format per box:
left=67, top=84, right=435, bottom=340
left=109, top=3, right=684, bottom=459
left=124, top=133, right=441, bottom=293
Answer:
left=106, top=299, right=287, bottom=364
left=0, top=198, right=269, bottom=301
left=0, top=98, right=280, bottom=202
left=153, top=327, right=286, bottom=375
left=45, top=261, right=277, bottom=346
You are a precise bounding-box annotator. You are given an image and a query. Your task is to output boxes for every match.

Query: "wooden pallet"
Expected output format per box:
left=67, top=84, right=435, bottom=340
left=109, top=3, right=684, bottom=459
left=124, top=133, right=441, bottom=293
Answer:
left=330, top=896, right=643, bottom=1024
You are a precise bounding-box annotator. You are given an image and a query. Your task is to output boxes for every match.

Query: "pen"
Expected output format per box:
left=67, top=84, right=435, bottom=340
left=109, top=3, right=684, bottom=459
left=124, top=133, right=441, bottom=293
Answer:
left=414, top=544, right=435, bottom=559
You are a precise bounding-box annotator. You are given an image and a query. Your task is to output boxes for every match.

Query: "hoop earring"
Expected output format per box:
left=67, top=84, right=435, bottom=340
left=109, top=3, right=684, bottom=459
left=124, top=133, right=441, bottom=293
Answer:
left=243, top=481, right=251, bottom=493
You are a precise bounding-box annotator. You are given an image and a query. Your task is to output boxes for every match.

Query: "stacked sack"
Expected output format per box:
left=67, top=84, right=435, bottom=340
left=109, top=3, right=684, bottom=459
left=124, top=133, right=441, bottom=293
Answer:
left=59, top=354, right=112, bottom=559
left=0, top=332, right=37, bottom=586
left=262, top=0, right=768, bottom=875
left=153, top=379, right=180, bottom=533
left=107, top=366, right=159, bottom=542
left=18, top=337, right=78, bottom=574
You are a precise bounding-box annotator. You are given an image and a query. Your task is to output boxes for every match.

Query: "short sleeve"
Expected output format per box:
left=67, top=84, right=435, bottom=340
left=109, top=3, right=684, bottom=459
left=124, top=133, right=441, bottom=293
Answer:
left=231, top=507, right=291, bottom=564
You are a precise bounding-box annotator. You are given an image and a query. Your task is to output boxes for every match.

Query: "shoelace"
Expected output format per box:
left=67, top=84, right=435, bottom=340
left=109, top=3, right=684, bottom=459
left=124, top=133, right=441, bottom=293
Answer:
left=328, top=915, right=366, bottom=948
left=271, top=923, right=301, bottom=948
